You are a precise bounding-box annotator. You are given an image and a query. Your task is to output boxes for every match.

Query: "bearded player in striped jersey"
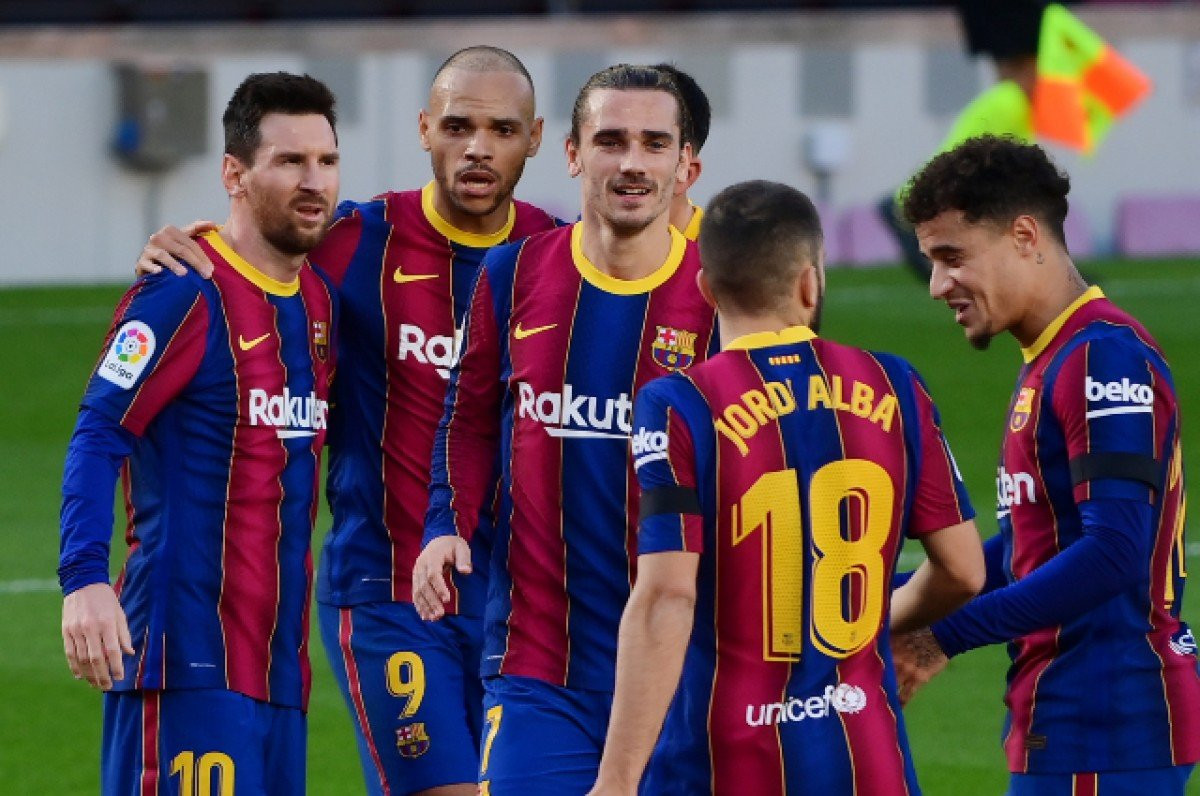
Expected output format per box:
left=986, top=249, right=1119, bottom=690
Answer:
left=898, top=136, right=1200, bottom=795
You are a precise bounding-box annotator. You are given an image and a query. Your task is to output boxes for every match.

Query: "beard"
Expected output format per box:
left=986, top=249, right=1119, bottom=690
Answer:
left=968, top=330, right=994, bottom=351
left=251, top=191, right=329, bottom=256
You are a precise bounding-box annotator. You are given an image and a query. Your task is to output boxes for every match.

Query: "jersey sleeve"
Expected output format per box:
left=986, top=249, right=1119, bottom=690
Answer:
left=81, top=272, right=209, bottom=437
left=633, top=377, right=704, bottom=555
left=309, top=198, right=375, bottom=287
left=906, top=368, right=975, bottom=535
left=1051, top=336, right=1166, bottom=504
left=425, top=259, right=505, bottom=545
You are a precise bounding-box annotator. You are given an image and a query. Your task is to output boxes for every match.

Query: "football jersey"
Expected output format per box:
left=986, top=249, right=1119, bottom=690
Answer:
left=77, top=231, right=336, bottom=709
left=994, top=286, right=1200, bottom=773
left=632, top=325, right=974, bottom=795
left=425, top=222, right=718, bottom=691
left=315, top=182, right=559, bottom=615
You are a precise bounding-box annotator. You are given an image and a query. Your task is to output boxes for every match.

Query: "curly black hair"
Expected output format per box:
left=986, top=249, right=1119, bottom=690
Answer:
left=902, top=135, right=1070, bottom=247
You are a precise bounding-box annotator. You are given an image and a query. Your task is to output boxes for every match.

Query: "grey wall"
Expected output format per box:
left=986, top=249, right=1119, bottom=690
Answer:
left=0, top=6, right=1197, bottom=284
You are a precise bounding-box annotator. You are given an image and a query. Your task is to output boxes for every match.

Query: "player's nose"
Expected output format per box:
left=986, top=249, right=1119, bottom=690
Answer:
left=928, top=262, right=953, bottom=300
left=464, top=129, right=493, bottom=160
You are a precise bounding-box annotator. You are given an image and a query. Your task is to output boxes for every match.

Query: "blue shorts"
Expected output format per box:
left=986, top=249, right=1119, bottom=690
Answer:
left=478, top=675, right=613, bottom=795
left=1007, top=765, right=1194, bottom=795
left=318, top=600, right=484, bottom=796
left=101, top=688, right=304, bottom=796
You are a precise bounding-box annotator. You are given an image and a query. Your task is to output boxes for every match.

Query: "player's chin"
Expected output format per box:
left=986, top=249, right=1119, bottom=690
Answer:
left=966, top=327, right=994, bottom=351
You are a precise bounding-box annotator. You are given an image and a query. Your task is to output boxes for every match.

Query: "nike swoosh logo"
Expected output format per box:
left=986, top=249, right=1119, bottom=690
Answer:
left=393, top=267, right=438, bottom=284
left=513, top=323, right=557, bottom=340
left=238, top=333, right=271, bottom=351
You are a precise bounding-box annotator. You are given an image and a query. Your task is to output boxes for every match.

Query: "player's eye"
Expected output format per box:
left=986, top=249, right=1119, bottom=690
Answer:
left=496, top=125, right=515, bottom=136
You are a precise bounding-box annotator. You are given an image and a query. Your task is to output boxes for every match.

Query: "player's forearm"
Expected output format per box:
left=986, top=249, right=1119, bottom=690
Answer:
left=892, top=520, right=984, bottom=634
left=59, top=410, right=134, bottom=595
left=932, top=497, right=1150, bottom=656
left=596, top=588, right=695, bottom=791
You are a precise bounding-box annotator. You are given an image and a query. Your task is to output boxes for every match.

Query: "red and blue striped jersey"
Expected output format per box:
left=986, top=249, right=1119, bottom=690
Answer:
left=632, top=326, right=974, bottom=795
left=994, top=287, right=1200, bottom=773
left=77, top=231, right=336, bottom=709
left=314, top=183, right=559, bottom=615
left=426, top=223, right=718, bottom=691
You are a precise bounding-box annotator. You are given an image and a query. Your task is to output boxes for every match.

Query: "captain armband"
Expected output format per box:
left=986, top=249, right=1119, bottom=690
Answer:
left=1069, top=452, right=1162, bottom=490
left=639, top=486, right=701, bottom=519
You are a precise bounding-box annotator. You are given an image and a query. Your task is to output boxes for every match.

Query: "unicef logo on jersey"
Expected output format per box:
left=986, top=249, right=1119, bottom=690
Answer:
left=98, top=320, right=157, bottom=390
left=745, top=683, right=868, bottom=727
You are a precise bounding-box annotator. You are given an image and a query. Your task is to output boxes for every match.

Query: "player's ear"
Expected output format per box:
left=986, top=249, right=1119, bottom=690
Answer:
left=684, top=155, right=702, bottom=192
left=418, top=109, right=433, bottom=152
left=798, top=261, right=820, bottom=314
left=221, top=154, right=247, bottom=198
left=696, top=269, right=717, bottom=310
left=527, top=117, right=544, bottom=158
left=675, top=142, right=693, bottom=184
left=1011, top=214, right=1039, bottom=259
left=565, top=137, right=582, bottom=178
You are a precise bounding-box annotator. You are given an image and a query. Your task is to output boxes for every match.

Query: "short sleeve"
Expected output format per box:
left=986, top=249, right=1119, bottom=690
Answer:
left=633, top=377, right=704, bottom=555
left=80, top=272, right=208, bottom=436
left=907, top=369, right=976, bottom=535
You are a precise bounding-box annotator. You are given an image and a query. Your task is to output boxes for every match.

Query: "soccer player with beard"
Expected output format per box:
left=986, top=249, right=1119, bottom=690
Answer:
left=589, top=181, right=983, bottom=796
left=896, top=136, right=1200, bottom=794
left=60, top=72, right=339, bottom=794
left=412, top=64, right=717, bottom=795
left=135, top=48, right=559, bottom=796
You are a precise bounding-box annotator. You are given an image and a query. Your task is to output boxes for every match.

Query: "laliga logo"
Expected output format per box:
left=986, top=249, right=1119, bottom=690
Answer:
left=631, top=427, right=669, bottom=469
left=746, top=684, right=867, bottom=727
left=398, top=323, right=462, bottom=379
left=98, top=320, right=156, bottom=390
left=248, top=388, right=328, bottom=439
left=516, top=382, right=632, bottom=440
left=1084, top=376, right=1153, bottom=419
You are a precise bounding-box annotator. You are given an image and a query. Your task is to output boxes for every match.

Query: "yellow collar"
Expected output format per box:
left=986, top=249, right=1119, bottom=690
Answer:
left=726, top=325, right=817, bottom=351
left=203, top=231, right=299, bottom=297
left=1021, top=285, right=1105, bottom=363
left=570, top=222, right=687, bottom=295
left=421, top=181, right=515, bottom=248
left=680, top=203, right=703, bottom=242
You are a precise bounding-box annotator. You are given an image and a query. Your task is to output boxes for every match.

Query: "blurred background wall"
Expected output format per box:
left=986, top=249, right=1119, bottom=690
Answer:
left=0, top=4, right=1197, bottom=284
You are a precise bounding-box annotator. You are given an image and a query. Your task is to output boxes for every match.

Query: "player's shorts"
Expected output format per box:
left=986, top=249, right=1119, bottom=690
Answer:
left=1006, top=765, right=1195, bottom=796
left=318, top=600, right=484, bottom=796
left=101, top=688, right=304, bottom=796
left=477, top=674, right=613, bottom=796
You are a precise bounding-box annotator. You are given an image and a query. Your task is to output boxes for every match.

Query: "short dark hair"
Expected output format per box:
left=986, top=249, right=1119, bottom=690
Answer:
left=699, top=180, right=824, bottom=314
left=433, top=45, right=535, bottom=99
left=902, top=135, right=1070, bottom=247
left=223, top=72, right=337, bottom=165
left=569, top=64, right=691, bottom=147
left=651, top=63, right=711, bottom=152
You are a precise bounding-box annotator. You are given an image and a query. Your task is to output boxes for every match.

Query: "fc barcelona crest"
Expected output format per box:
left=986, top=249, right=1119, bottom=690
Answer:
left=1010, top=387, right=1036, bottom=432
left=396, top=722, right=430, bottom=758
left=312, top=320, right=329, bottom=362
left=651, top=325, right=697, bottom=372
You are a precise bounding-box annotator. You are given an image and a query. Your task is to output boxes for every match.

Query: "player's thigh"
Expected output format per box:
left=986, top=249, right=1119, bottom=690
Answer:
left=478, top=675, right=611, bottom=796
left=1006, top=765, right=1195, bottom=796
left=101, top=688, right=303, bottom=796
left=318, top=601, right=484, bottom=794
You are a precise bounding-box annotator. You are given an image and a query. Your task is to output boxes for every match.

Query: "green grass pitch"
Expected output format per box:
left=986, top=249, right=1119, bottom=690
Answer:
left=1, top=259, right=1197, bottom=793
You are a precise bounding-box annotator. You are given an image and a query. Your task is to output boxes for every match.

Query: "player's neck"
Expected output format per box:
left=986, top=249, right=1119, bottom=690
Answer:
left=219, top=216, right=306, bottom=283
left=668, top=196, right=695, bottom=232
left=431, top=185, right=511, bottom=237
left=1011, top=255, right=1089, bottom=348
left=578, top=212, right=674, bottom=281
left=717, top=310, right=811, bottom=349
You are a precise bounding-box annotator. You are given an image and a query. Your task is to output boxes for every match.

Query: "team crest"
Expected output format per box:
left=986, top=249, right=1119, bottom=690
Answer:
left=312, top=320, right=329, bottom=362
left=1009, top=387, right=1036, bottom=432
left=651, top=325, right=698, bottom=372
left=396, top=722, right=430, bottom=758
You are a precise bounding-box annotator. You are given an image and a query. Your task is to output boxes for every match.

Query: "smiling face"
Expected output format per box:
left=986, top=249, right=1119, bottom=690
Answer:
left=566, top=87, right=689, bottom=236
left=419, top=67, right=542, bottom=232
left=230, top=112, right=340, bottom=256
left=917, top=209, right=1040, bottom=350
